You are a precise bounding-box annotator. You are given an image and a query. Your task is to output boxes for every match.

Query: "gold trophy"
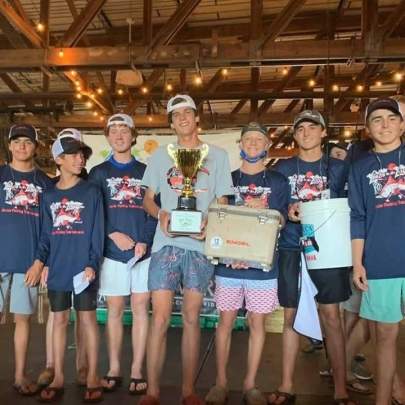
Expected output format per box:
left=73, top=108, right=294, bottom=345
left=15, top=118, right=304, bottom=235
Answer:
left=167, top=144, right=209, bottom=235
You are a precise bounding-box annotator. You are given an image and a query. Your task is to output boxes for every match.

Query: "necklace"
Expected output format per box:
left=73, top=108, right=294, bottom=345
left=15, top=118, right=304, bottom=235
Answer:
left=373, top=147, right=402, bottom=170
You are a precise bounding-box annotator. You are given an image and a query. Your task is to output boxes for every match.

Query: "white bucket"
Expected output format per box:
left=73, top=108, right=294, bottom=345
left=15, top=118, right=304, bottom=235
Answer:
left=300, top=198, right=352, bottom=270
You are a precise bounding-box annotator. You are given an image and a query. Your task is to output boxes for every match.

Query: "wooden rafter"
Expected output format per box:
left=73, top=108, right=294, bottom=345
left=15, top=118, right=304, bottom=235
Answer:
left=379, top=0, right=405, bottom=39
left=60, top=0, right=107, bottom=47
left=148, top=0, right=201, bottom=51
left=144, top=0, right=153, bottom=46
left=362, top=0, right=379, bottom=54
left=257, top=0, right=307, bottom=50
left=0, top=73, right=33, bottom=107
left=0, top=0, right=44, bottom=48
left=0, top=13, right=27, bottom=48
left=39, top=0, right=50, bottom=46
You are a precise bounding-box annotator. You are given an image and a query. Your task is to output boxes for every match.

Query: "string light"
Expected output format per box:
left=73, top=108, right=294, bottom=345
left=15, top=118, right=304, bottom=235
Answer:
left=75, top=93, right=82, bottom=99
left=394, top=72, right=403, bottom=82
left=117, top=89, right=124, bottom=95
left=85, top=101, right=93, bottom=108
left=332, top=84, right=339, bottom=92
left=166, top=83, right=173, bottom=92
left=356, top=84, right=364, bottom=92
left=70, top=70, right=77, bottom=76
left=148, top=115, right=153, bottom=122
left=308, top=79, right=316, bottom=87
left=344, top=129, right=352, bottom=137
left=375, top=81, right=382, bottom=87
left=141, top=86, right=149, bottom=94
left=221, top=68, right=228, bottom=76
left=282, top=67, right=289, bottom=76
left=194, top=76, right=202, bottom=86
left=36, top=22, right=45, bottom=32
left=96, top=88, right=103, bottom=95
left=90, top=93, right=95, bottom=99
left=93, top=111, right=98, bottom=117
left=99, top=116, right=105, bottom=122
left=58, top=49, right=64, bottom=58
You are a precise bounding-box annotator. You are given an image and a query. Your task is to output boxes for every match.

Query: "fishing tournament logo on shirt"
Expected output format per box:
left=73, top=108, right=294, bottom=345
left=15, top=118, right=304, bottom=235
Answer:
left=166, top=166, right=210, bottom=195
left=233, top=184, right=271, bottom=207
left=106, top=176, right=144, bottom=208
left=2, top=180, right=42, bottom=216
left=367, top=163, right=405, bottom=208
left=50, top=198, right=84, bottom=234
left=288, top=172, right=327, bottom=202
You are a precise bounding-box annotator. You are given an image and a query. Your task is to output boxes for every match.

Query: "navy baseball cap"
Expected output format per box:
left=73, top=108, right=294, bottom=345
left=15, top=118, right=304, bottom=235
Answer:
left=8, top=124, right=38, bottom=143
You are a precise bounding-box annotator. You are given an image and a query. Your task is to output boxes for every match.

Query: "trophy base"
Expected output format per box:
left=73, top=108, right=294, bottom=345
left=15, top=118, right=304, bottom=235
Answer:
left=178, top=195, right=197, bottom=210
left=169, top=209, right=203, bottom=236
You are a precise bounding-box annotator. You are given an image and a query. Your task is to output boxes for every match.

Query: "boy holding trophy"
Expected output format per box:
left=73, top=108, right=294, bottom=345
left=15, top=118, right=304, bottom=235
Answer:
left=141, top=94, right=233, bottom=405
left=205, top=122, right=289, bottom=405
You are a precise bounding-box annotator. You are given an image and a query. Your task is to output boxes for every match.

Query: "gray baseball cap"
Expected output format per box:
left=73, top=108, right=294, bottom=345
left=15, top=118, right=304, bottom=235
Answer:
left=293, top=110, right=326, bottom=130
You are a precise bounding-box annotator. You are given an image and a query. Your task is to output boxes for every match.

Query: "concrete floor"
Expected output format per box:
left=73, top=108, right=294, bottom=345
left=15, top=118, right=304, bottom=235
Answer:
left=0, top=321, right=404, bottom=405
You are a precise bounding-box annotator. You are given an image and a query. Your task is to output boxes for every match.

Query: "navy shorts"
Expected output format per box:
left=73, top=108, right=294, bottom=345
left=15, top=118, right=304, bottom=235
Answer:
left=148, top=246, right=214, bottom=294
left=277, top=249, right=351, bottom=307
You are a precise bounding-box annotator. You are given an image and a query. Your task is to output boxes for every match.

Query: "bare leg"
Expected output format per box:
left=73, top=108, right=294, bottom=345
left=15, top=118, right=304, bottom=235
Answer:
left=45, top=312, right=54, bottom=369
left=146, top=290, right=174, bottom=398
left=49, top=310, right=70, bottom=388
left=393, top=372, right=405, bottom=403
left=375, top=322, right=399, bottom=405
left=214, top=310, right=238, bottom=388
left=319, top=303, right=347, bottom=400
left=75, top=316, right=88, bottom=383
left=129, top=292, right=150, bottom=392
left=181, top=288, right=204, bottom=398
left=14, top=314, right=32, bottom=386
left=105, top=296, right=125, bottom=380
left=268, top=308, right=299, bottom=404
left=244, top=312, right=266, bottom=392
left=343, top=310, right=359, bottom=339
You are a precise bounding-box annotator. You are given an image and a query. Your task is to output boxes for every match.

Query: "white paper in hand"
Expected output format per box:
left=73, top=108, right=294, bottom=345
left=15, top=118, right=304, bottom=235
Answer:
left=73, top=271, right=90, bottom=295
left=293, top=253, right=323, bottom=341
left=127, top=255, right=141, bottom=271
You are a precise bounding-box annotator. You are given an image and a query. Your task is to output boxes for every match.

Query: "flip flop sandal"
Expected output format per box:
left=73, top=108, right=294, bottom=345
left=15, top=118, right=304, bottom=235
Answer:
left=182, top=393, right=205, bottom=405
left=37, top=368, right=55, bottom=388
left=346, top=380, right=372, bottom=395
left=334, top=398, right=358, bottom=405
left=128, top=378, right=148, bottom=396
left=243, top=388, right=266, bottom=405
left=13, top=381, right=39, bottom=396
left=267, top=390, right=296, bottom=405
left=139, top=394, right=160, bottom=405
left=205, top=385, right=228, bottom=405
left=101, top=376, right=122, bottom=392
left=83, top=386, right=103, bottom=403
left=38, top=387, right=65, bottom=403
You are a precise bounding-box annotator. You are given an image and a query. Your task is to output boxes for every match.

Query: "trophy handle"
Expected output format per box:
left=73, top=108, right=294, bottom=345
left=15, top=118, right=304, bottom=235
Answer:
left=167, top=144, right=178, bottom=167
left=197, top=144, right=209, bottom=169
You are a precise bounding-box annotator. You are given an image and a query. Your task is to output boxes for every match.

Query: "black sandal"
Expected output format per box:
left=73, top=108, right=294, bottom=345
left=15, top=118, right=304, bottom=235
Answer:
left=38, top=387, right=65, bottom=403
left=128, top=378, right=147, bottom=395
left=267, top=390, right=296, bottom=404
left=101, top=376, right=122, bottom=393
left=83, top=386, right=103, bottom=403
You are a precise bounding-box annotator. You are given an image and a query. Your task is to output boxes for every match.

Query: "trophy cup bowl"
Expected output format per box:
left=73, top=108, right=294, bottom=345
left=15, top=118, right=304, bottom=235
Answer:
left=167, top=144, right=209, bottom=235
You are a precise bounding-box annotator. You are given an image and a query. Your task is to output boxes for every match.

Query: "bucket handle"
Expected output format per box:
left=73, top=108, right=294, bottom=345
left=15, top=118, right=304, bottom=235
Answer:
left=300, top=209, right=337, bottom=245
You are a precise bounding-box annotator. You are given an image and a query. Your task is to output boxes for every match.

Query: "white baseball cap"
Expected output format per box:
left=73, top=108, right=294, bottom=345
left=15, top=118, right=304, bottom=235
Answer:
left=107, top=113, right=134, bottom=129
left=167, top=94, right=197, bottom=114
left=57, top=128, right=82, bottom=141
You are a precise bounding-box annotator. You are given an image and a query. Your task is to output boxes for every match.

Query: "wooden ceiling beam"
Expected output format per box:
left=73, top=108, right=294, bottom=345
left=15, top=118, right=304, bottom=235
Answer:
left=148, top=0, right=201, bottom=51
left=0, top=13, right=28, bottom=48
left=257, top=0, right=307, bottom=50
left=39, top=0, right=50, bottom=46
left=379, top=0, right=405, bottom=39
left=362, top=0, right=379, bottom=55
left=144, top=0, right=153, bottom=46
left=60, top=0, right=107, bottom=47
left=3, top=111, right=367, bottom=129
left=0, top=0, right=44, bottom=48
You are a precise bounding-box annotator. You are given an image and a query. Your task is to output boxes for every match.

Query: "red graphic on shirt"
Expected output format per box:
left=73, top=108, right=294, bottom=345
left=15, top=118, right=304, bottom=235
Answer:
left=106, top=176, right=144, bottom=208
left=233, top=184, right=271, bottom=207
left=50, top=198, right=84, bottom=230
left=3, top=180, right=42, bottom=208
left=288, top=171, right=327, bottom=202
left=367, top=163, right=405, bottom=207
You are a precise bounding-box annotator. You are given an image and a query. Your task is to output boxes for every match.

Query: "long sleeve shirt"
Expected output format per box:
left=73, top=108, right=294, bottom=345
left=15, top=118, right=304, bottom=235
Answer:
left=273, top=155, right=347, bottom=250
left=349, top=145, right=405, bottom=279
left=36, top=180, right=104, bottom=291
left=88, top=156, right=157, bottom=263
left=0, top=165, right=53, bottom=273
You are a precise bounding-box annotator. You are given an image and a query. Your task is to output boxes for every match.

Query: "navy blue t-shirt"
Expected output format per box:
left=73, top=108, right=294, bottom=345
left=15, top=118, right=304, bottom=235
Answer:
left=88, top=156, right=157, bottom=263
left=349, top=145, right=405, bottom=279
left=0, top=165, right=53, bottom=273
left=273, top=155, right=347, bottom=250
left=36, top=180, right=104, bottom=291
left=215, top=168, right=289, bottom=280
